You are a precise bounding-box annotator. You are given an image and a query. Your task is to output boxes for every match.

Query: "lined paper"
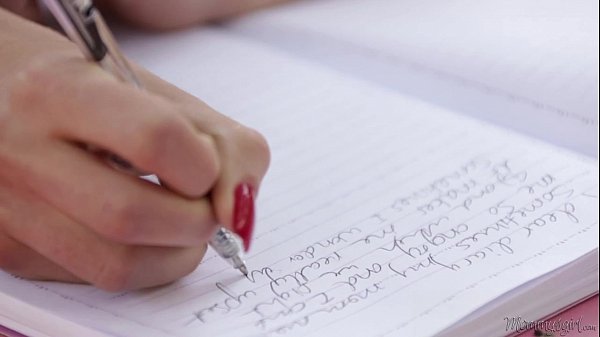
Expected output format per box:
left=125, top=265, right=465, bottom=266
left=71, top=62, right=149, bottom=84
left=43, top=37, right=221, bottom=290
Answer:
left=0, top=29, right=598, bottom=337
left=228, top=0, right=599, bottom=156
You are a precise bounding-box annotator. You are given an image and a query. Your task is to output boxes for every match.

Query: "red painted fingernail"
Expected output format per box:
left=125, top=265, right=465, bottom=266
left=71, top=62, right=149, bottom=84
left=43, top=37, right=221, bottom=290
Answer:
left=233, top=183, right=255, bottom=252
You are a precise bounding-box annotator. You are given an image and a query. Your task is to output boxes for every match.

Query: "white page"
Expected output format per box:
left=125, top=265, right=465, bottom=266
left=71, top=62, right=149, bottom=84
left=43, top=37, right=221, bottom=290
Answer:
left=0, top=28, right=598, bottom=337
left=227, top=0, right=599, bottom=156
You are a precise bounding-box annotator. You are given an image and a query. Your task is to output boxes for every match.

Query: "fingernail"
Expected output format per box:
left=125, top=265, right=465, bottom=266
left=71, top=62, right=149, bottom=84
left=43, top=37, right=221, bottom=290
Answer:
left=233, top=183, right=255, bottom=252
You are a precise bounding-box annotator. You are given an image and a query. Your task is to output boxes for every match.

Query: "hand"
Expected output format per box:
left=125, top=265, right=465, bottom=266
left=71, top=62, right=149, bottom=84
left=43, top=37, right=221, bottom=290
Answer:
left=96, top=0, right=290, bottom=29
left=0, top=0, right=289, bottom=29
left=0, top=9, right=270, bottom=290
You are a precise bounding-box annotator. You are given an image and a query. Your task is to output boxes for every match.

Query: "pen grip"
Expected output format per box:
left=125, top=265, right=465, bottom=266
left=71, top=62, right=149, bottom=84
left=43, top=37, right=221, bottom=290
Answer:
left=210, top=228, right=243, bottom=259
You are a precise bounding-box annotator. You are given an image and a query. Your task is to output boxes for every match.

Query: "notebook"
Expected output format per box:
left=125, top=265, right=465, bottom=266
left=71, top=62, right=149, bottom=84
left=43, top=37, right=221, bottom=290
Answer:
left=0, top=1, right=598, bottom=336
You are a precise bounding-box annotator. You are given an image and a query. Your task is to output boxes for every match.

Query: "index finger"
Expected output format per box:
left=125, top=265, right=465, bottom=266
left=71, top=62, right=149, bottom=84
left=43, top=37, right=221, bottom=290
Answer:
left=11, top=57, right=220, bottom=198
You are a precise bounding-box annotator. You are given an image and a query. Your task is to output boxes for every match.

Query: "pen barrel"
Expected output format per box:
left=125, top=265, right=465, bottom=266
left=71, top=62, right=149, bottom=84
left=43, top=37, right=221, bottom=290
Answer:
left=209, top=228, right=242, bottom=259
left=93, top=11, right=143, bottom=88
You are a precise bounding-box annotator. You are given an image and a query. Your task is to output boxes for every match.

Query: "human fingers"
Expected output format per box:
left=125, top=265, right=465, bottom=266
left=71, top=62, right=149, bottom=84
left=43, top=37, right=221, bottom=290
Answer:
left=0, top=179, right=78, bottom=283
left=3, top=59, right=219, bottom=248
left=0, top=234, right=80, bottom=283
left=9, top=54, right=220, bottom=199
left=3, top=134, right=218, bottom=247
left=185, top=109, right=270, bottom=251
left=2, top=192, right=207, bottom=291
left=135, top=69, right=271, bottom=251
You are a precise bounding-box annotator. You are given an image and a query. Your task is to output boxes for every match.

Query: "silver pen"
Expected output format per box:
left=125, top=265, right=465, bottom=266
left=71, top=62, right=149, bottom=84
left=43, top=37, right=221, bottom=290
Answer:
left=42, top=0, right=249, bottom=276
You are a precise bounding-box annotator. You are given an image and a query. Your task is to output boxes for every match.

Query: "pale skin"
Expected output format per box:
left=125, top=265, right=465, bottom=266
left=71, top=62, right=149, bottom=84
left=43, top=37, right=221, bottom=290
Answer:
left=0, top=1, right=280, bottom=291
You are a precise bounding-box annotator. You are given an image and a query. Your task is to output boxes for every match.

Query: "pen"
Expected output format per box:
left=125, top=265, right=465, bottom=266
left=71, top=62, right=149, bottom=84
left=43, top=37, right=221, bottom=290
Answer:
left=41, top=0, right=249, bottom=277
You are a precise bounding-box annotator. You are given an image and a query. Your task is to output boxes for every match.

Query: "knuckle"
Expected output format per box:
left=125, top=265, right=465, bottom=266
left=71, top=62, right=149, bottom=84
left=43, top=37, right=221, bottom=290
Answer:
left=136, top=113, right=188, bottom=167
left=99, top=201, right=143, bottom=243
left=240, top=127, right=271, bottom=174
left=92, top=248, right=137, bottom=292
left=188, top=199, right=219, bottom=243
left=197, top=135, right=220, bottom=185
left=181, top=245, right=208, bottom=277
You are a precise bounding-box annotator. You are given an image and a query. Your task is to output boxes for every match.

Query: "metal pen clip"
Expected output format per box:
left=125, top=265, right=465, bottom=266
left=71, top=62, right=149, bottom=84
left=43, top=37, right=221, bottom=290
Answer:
left=58, top=0, right=107, bottom=60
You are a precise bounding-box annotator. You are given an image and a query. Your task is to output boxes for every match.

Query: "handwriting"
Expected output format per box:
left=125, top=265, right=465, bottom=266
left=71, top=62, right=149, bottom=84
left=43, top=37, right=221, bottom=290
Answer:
left=186, top=157, right=595, bottom=336
left=193, top=283, right=257, bottom=323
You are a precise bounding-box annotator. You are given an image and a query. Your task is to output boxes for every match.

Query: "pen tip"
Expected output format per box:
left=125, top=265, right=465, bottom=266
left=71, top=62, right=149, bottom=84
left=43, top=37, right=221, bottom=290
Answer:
left=239, top=264, right=249, bottom=277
